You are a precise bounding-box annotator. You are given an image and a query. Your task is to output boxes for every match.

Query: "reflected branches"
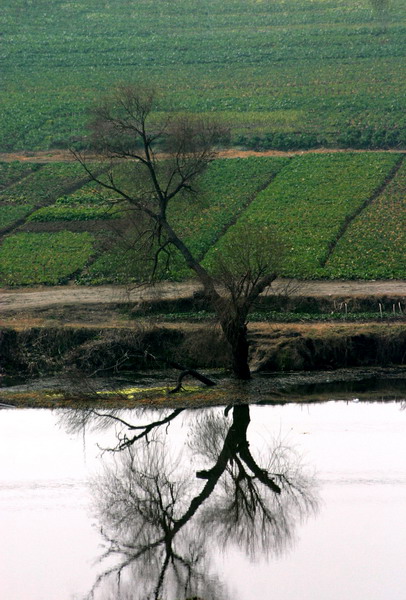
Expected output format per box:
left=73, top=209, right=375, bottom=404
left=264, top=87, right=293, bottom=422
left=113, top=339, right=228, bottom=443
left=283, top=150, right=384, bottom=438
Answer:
left=192, top=407, right=317, bottom=557
left=61, top=406, right=185, bottom=452
left=75, top=404, right=319, bottom=600
left=91, top=439, right=221, bottom=600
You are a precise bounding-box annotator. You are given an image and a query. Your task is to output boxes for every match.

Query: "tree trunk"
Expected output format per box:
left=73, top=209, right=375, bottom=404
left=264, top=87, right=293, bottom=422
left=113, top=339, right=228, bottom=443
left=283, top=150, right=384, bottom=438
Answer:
left=221, top=318, right=251, bottom=380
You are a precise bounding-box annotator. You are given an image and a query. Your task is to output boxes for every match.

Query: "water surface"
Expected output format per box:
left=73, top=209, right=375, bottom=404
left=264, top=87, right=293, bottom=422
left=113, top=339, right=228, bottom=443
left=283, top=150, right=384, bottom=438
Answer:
left=1, top=400, right=405, bottom=600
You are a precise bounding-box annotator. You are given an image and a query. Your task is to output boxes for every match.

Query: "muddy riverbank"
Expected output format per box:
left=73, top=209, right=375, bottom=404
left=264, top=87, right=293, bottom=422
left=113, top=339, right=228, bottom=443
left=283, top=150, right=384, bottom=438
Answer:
left=2, top=280, right=406, bottom=408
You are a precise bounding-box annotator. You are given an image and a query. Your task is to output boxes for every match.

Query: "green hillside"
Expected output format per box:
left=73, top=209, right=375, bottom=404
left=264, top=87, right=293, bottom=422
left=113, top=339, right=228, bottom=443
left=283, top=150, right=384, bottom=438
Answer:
left=0, top=153, right=404, bottom=286
left=1, top=0, right=405, bottom=152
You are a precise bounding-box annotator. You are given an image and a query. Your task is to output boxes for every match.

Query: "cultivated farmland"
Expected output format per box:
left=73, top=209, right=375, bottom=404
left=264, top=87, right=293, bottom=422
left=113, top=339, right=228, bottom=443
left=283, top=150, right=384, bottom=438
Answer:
left=0, top=231, right=94, bottom=286
left=325, top=159, right=406, bottom=279
left=0, top=153, right=404, bottom=286
left=1, top=0, right=405, bottom=152
left=204, top=153, right=402, bottom=278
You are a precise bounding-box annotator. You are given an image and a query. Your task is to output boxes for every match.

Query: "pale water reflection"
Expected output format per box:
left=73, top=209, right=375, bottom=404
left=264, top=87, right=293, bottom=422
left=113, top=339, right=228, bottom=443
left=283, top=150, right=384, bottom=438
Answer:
left=0, top=401, right=406, bottom=600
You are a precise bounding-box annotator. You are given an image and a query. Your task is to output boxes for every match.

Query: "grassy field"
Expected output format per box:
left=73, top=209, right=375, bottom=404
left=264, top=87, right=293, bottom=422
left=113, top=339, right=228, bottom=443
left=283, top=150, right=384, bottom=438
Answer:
left=0, top=153, right=404, bottom=286
left=1, top=0, right=405, bottom=151
left=0, top=231, right=95, bottom=285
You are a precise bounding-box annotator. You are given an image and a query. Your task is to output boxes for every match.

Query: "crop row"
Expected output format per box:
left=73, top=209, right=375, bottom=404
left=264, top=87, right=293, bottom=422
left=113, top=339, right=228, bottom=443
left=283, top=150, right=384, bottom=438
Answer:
left=325, top=158, right=406, bottom=279
left=27, top=204, right=118, bottom=223
left=27, top=182, right=119, bottom=222
left=204, top=153, right=402, bottom=278
left=1, top=0, right=405, bottom=150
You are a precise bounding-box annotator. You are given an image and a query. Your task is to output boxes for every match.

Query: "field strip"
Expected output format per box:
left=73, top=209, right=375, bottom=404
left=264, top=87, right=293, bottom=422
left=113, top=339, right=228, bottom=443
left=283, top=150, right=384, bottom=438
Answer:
left=0, top=163, right=45, bottom=192
left=202, top=160, right=293, bottom=252
left=320, top=154, right=405, bottom=267
left=0, top=171, right=96, bottom=242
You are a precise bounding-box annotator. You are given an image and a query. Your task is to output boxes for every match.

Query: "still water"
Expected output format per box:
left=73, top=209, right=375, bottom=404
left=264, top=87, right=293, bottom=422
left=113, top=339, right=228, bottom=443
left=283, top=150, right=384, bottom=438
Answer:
left=0, top=400, right=405, bottom=600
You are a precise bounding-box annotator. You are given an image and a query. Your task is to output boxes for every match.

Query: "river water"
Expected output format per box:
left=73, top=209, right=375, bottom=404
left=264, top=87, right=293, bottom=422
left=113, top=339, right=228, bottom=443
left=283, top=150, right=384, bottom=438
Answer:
left=1, top=400, right=405, bottom=600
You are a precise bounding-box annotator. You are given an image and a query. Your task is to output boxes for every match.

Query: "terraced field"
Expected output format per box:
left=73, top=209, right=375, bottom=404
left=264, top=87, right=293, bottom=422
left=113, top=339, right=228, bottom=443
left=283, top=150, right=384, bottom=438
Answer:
left=0, top=153, right=404, bottom=286
left=1, top=0, right=405, bottom=151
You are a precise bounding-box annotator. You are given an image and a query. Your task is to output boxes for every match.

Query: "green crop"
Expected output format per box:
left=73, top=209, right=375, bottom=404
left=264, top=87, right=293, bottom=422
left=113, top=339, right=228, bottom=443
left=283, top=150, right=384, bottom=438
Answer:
left=27, top=203, right=119, bottom=222
left=0, top=154, right=405, bottom=286
left=0, top=204, right=34, bottom=230
left=325, top=157, right=406, bottom=278
left=0, top=0, right=405, bottom=151
left=204, top=153, right=401, bottom=277
left=0, top=162, right=41, bottom=190
left=0, top=232, right=94, bottom=285
left=0, top=163, right=90, bottom=206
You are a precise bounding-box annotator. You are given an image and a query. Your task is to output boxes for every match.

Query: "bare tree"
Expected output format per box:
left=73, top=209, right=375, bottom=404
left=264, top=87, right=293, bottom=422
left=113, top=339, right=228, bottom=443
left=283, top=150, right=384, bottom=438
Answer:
left=73, top=85, right=282, bottom=379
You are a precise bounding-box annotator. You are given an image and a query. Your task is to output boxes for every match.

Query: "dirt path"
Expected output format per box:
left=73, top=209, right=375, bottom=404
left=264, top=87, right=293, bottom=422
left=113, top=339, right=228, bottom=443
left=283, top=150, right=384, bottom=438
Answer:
left=1, top=148, right=405, bottom=163
left=1, top=279, right=406, bottom=314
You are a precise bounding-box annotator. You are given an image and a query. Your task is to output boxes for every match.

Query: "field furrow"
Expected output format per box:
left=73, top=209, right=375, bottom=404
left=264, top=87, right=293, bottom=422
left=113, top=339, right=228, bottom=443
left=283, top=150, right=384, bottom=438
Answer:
left=203, top=153, right=401, bottom=278
left=325, top=158, right=406, bottom=279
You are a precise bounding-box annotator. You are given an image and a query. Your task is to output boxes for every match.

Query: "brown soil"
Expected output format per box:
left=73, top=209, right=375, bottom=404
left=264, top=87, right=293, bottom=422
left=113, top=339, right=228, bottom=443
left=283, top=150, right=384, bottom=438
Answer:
left=1, top=148, right=405, bottom=163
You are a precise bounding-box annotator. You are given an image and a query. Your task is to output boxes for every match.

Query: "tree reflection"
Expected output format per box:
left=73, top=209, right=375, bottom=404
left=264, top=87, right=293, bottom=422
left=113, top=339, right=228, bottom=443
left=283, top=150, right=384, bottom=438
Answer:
left=63, top=404, right=318, bottom=600
left=192, top=407, right=316, bottom=558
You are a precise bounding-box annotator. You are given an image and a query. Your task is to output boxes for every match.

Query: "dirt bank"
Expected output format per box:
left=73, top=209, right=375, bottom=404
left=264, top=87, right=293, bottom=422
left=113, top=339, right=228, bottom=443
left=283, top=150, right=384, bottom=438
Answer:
left=2, top=280, right=406, bottom=394
left=2, top=321, right=406, bottom=378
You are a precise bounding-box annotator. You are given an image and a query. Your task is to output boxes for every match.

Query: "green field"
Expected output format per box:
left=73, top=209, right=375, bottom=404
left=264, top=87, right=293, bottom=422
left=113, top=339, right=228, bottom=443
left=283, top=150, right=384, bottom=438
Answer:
left=204, top=153, right=402, bottom=278
left=325, top=159, right=406, bottom=278
left=1, top=0, right=405, bottom=152
left=0, top=231, right=95, bottom=286
left=0, top=153, right=404, bottom=286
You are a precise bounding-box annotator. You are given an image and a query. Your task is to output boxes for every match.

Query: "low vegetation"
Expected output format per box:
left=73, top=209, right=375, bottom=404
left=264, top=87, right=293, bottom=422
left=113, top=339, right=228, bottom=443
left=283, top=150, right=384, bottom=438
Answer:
left=0, top=163, right=87, bottom=205
left=0, top=161, right=41, bottom=189
left=0, top=231, right=94, bottom=285
left=325, top=159, right=406, bottom=278
left=0, top=204, right=34, bottom=230
left=204, top=152, right=403, bottom=278
left=0, top=153, right=404, bottom=286
left=1, top=0, right=405, bottom=151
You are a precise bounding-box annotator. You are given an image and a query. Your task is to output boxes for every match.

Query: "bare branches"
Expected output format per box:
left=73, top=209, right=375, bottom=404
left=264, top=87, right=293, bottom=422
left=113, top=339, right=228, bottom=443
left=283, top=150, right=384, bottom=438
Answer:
left=209, top=222, right=284, bottom=307
left=73, top=84, right=283, bottom=378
